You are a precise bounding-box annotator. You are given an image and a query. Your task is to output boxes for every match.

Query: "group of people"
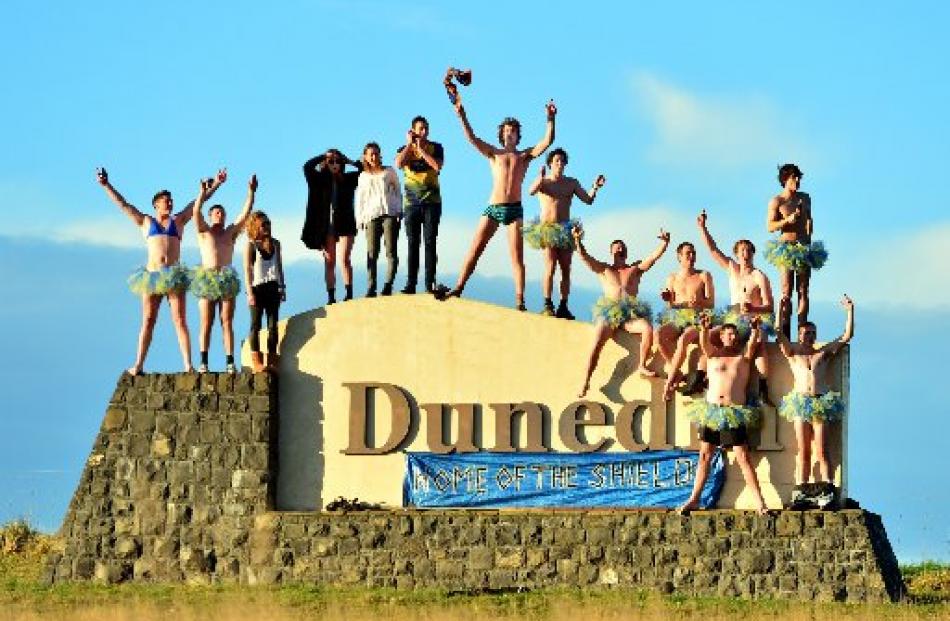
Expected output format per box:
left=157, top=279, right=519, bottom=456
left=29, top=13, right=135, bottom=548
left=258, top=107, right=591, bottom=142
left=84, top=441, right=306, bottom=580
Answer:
left=97, top=70, right=854, bottom=511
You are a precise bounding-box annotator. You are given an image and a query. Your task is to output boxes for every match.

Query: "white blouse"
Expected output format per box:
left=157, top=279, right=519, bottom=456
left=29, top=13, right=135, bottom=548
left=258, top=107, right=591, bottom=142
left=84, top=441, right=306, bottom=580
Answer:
left=355, top=167, right=403, bottom=227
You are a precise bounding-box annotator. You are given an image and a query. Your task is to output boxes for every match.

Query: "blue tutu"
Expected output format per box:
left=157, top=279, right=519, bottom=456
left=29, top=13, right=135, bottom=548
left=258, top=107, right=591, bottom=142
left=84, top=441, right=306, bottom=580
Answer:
left=592, top=295, right=652, bottom=328
left=779, top=391, right=845, bottom=423
left=716, top=307, right=776, bottom=340
left=128, top=264, right=191, bottom=296
left=764, top=239, right=828, bottom=273
left=190, top=265, right=241, bottom=300
left=685, top=400, right=761, bottom=431
left=523, top=218, right=579, bottom=250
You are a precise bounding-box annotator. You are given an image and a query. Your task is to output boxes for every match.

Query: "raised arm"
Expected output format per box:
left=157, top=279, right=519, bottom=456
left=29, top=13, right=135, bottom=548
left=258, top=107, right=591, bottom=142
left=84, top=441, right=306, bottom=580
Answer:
left=696, top=210, right=732, bottom=270
left=453, top=94, right=496, bottom=158
left=303, top=154, right=327, bottom=182
left=529, top=166, right=546, bottom=196
left=96, top=167, right=145, bottom=227
left=773, top=309, right=795, bottom=358
left=528, top=100, right=557, bottom=159
left=229, top=174, right=257, bottom=240
left=744, top=317, right=762, bottom=360
left=698, top=313, right=717, bottom=358
left=821, top=295, right=854, bottom=355
left=572, top=226, right=607, bottom=275
left=193, top=178, right=212, bottom=234
left=638, top=229, right=671, bottom=272
left=573, top=174, right=606, bottom=206
left=178, top=168, right=226, bottom=227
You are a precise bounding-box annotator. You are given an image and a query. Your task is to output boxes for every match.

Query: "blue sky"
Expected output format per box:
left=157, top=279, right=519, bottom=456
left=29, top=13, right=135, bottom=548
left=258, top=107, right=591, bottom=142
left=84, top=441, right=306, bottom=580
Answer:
left=0, top=2, right=947, bottom=561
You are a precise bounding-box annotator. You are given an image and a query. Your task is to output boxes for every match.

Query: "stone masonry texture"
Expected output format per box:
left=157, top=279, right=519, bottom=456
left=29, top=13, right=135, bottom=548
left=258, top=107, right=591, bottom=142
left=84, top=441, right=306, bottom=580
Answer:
left=47, top=372, right=904, bottom=602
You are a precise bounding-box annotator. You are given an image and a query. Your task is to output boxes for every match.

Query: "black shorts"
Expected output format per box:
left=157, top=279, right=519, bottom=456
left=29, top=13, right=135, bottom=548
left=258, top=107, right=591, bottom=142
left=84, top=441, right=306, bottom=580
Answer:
left=699, top=425, right=749, bottom=448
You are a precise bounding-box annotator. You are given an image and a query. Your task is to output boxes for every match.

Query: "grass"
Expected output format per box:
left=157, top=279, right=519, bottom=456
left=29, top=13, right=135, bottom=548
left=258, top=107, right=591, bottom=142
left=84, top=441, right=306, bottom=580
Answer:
left=2, top=520, right=948, bottom=620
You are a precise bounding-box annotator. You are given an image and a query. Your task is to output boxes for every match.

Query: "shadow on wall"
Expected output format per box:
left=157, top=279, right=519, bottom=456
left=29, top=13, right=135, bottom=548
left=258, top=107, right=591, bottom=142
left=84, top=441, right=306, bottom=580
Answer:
left=275, top=308, right=326, bottom=510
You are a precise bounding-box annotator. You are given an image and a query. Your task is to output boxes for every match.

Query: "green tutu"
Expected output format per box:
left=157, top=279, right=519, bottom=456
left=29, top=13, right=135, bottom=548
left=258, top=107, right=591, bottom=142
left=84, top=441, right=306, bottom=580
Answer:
left=658, top=307, right=705, bottom=329
left=190, top=265, right=241, bottom=300
left=685, top=400, right=761, bottom=431
left=592, top=295, right=652, bottom=328
left=717, top=307, right=776, bottom=340
left=523, top=218, right=579, bottom=250
left=128, top=264, right=191, bottom=296
left=764, top=238, right=828, bottom=273
left=779, top=391, right=845, bottom=423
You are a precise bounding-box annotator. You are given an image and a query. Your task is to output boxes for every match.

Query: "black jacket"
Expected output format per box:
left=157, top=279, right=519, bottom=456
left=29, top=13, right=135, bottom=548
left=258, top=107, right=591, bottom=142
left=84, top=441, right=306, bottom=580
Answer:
left=301, top=154, right=362, bottom=249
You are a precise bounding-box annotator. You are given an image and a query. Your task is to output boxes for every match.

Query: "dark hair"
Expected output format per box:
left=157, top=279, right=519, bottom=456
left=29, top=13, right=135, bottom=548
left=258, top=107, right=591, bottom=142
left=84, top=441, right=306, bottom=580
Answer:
left=610, top=239, right=627, bottom=255
left=152, top=190, right=171, bottom=206
left=497, top=117, right=521, bottom=145
left=411, top=116, right=428, bottom=129
left=733, top=239, right=756, bottom=255
left=676, top=241, right=695, bottom=255
left=799, top=321, right=817, bottom=332
left=778, top=163, right=803, bottom=186
left=721, top=323, right=738, bottom=333
left=209, top=204, right=225, bottom=214
left=546, top=147, right=568, bottom=167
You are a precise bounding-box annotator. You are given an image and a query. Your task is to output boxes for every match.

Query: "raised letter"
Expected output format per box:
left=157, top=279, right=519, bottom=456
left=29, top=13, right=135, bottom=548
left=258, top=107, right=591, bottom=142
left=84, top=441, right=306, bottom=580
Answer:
left=342, top=382, right=411, bottom=455
left=558, top=400, right=610, bottom=453
left=489, top=403, right=548, bottom=452
left=615, top=400, right=650, bottom=452
left=421, top=403, right=478, bottom=454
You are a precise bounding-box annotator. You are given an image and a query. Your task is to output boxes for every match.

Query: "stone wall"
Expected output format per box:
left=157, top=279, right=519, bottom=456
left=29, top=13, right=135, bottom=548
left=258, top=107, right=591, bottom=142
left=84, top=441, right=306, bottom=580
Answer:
left=48, top=373, right=903, bottom=603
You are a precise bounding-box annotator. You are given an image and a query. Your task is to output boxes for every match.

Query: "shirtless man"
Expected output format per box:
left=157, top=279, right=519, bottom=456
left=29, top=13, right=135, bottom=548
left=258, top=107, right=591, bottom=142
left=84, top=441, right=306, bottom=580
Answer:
left=434, top=85, right=556, bottom=310
left=96, top=167, right=226, bottom=375
left=574, top=226, right=670, bottom=397
left=678, top=313, right=768, bottom=515
left=192, top=174, right=257, bottom=373
left=657, top=242, right=715, bottom=400
left=526, top=148, right=606, bottom=319
left=776, top=295, right=853, bottom=506
left=697, top=209, right=775, bottom=405
left=766, top=164, right=828, bottom=338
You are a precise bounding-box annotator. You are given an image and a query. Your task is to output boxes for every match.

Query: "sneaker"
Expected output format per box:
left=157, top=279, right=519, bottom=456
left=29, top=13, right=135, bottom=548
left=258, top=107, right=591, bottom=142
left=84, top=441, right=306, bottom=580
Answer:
left=198, top=362, right=209, bottom=373
left=555, top=304, right=575, bottom=320
left=401, top=285, right=416, bottom=295
left=366, top=289, right=377, bottom=298
left=226, top=362, right=236, bottom=375
left=516, top=301, right=527, bottom=312
left=540, top=302, right=556, bottom=317
left=381, top=283, right=393, bottom=296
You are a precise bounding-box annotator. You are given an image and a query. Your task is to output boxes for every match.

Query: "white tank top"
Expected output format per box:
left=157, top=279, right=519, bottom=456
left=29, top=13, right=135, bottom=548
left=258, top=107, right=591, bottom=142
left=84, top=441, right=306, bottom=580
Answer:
left=251, top=241, right=280, bottom=287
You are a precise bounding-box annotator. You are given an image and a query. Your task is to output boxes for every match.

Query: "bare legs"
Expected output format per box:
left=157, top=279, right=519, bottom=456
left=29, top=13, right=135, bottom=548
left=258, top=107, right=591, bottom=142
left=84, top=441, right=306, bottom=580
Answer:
left=779, top=266, right=812, bottom=336
left=198, top=298, right=215, bottom=357
left=130, top=294, right=161, bottom=375
left=220, top=297, right=235, bottom=357
left=322, top=234, right=355, bottom=294
left=678, top=442, right=767, bottom=515
left=579, top=318, right=654, bottom=398
left=541, top=248, right=572, bottom=303
left=794, top=419, right=830, bottom=484
left=660, top=326, right=700, bottom=400
left=506, top=220, right=525, bottom=305
left=623, top=317, right=655, bottom=377
left=167, top=291, right=193, bottom=372
left=579, top=322, right=614, bottom=398
left=447, top=217, right=525, bottom=305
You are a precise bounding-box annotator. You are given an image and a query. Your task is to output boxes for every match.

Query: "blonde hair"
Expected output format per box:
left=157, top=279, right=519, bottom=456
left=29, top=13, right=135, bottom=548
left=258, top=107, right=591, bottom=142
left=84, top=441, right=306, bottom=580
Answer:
left=246, top=210, right=270, bottom=241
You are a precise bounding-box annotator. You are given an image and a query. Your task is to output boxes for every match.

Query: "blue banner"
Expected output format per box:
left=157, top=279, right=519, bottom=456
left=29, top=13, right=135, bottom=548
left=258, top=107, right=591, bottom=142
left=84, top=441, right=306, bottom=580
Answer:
left=404, top=450, right=724, bottom=509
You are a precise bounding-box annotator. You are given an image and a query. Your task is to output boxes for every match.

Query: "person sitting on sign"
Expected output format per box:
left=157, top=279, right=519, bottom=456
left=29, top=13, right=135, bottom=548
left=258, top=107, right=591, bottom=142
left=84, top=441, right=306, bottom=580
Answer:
left=696, top=209, right=776, bottom=405
left=765, top=163, right=828, bottom=338
left=301, top=149, right=362, bottom=305
left=192, top=173, right=256, bottom=374
left=244, top=211, right=286, bottom=373
left=525, top=147, right=606, bottom=319
left=96, top=166, right=226, bottom=375
left=657, top=242, right=715, bottom=401
left=355, top=142, right=403, bottom=298
left=433, top=82, right=557, bottom=311
left=775, top=294, right=854, bottom=508
left=573, top=225, right=670, bottom=398
left=678, top=313, right=769, bottom=516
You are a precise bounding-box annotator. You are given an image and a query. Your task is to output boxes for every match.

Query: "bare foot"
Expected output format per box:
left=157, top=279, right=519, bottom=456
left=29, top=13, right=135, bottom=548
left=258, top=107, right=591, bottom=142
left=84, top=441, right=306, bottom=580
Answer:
left=637, top=365, right=657, bottom=379
left=184, top=365, right=195, bottom=373
left=677, top=499, right=699, bottom=515
left=127, top=365, right=142, bottom=376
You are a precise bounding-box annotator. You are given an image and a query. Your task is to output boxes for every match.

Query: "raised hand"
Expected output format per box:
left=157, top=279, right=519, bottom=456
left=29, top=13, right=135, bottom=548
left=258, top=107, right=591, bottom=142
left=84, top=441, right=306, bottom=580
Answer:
left=95, top=167, right=108, bottom=186
left=700, top=312, right=713, bottom=330
left=697, top=209, right=707, bottom=228
left=594, top=174, right=606, bottom=188
left=841, top=294, right=853, bottom=309
left=249, top=174, right=258, bottom=192
left=199, top=177, right=213, bottom=198
left=749, top=315, right=762, bottom=330
left=545, top=99, right=558, bottom=119
left=406, top=129, right=417, bottom=146
left=216, top=168, right=228, bottom=185
left=538, top=165, right=547, bottom=179
left=787, top=208, right=800, bottom=225
left=658, top=228, right=671, bottom=243
left=661, top=289, right=674, bottom=303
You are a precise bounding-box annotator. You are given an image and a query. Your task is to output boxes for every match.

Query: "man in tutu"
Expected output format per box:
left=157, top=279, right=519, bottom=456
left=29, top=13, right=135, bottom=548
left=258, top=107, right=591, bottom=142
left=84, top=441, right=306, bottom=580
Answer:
left=678, top=313, right=769, bottom=515
left=573, top=226, right=670, bottom=398
left=96, top=167, right=226, bottom=375
left=766, top=163, right=828, bottom=338
left=434, top=85, right=556, bottom=311
left=192, top=173, right=257, bottom=373
left=525, top=148, right=606, bottom=319
left=696, top=209, right=776, bottom=405
left=775, top=295, right=854, bottom=508
left=657, top=242, right=715, bottom=400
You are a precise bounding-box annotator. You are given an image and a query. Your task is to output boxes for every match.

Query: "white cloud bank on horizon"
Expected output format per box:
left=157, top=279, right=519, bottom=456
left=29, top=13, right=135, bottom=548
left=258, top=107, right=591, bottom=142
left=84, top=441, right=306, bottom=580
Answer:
left=632, top=71, right=816, bottom=170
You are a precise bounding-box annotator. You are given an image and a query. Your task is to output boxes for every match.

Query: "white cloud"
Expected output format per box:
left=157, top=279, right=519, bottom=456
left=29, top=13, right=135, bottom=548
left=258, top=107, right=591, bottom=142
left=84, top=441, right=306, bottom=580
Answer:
left=633, top=71, right=814, bottom=169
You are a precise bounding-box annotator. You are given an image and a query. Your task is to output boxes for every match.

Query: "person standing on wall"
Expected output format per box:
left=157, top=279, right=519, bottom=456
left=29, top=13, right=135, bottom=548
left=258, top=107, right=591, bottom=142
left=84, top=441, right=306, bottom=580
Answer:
left=394, top=116, right=444, bottom=294
left=356, top=142, right=403, bottom=297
